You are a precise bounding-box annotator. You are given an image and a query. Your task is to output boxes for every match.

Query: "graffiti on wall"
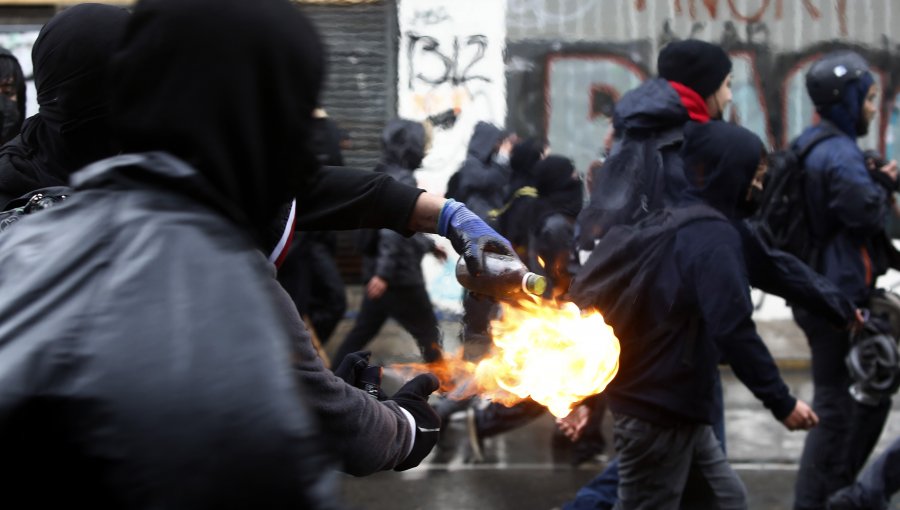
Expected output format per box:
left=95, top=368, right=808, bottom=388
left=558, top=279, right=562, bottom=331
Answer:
left=399, top=0, right=507, bottom=314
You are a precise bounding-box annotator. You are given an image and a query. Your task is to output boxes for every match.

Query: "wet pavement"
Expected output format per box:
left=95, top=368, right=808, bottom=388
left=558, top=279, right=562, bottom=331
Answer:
left=324, top=286, right=900, bottom=510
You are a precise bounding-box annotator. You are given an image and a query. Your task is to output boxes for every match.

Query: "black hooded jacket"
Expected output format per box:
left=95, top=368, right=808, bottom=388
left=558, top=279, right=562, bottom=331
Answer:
left=496, top=138, right=543, bottom=257
left=0, top=48, right=25, bottom=145
left=572, top=122, right=796, bottom=426
left=360, top=119, right=434, bottom=286
left=0, top=4, right=129, bottom=208
left=528, top=155, right=583, bottom=298
left=448, top=121, right=509, bottom=220
left=0, top=1, right=342, bottom=508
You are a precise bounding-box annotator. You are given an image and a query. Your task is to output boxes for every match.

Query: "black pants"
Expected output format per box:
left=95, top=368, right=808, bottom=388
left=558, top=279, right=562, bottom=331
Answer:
left=331, top=284, right=442, bottom=366
left=793, top=308, right=892, bottom=510
left=277, top=237, right=347, bottom=344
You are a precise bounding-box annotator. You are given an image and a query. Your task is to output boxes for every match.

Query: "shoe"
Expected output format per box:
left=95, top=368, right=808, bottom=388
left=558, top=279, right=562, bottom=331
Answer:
left=466, top=407, right=484, bottom=463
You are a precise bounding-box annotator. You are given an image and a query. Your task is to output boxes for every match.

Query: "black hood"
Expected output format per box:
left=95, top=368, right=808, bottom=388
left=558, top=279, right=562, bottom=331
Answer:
left=614, top=78, right=689, bottom=133
left=508, top=138, right=544, bottom=192
left=534, top=155, right=583, bottom=219
left=0, top=48, right=25, bottom=143
left=109, top=0, right=324, bottom=238
left=680, top=121, right=763, bottom=219
left=34, top=3, right=129, bottom=133
left=467, top=121, right=503, bottom=163
left=381, top=119, right=425, bottom=170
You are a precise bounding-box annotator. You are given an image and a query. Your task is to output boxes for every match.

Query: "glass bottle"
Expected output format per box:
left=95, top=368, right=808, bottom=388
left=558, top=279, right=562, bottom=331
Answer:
left=455, top=253, right=547, bottom=300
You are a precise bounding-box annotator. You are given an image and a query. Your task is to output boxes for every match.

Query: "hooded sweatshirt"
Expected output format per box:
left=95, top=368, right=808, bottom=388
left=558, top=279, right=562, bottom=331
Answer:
left=0, top=4, right=129, bottom=208
left=360, top=119, right=435, bottom=286
left=575, top=121, right=795, bottom=426
left=0, top=1, right=343, bottom=508
left=496, top=138, right=544, bottom=257
left=449, top=121, right=509, bottom=220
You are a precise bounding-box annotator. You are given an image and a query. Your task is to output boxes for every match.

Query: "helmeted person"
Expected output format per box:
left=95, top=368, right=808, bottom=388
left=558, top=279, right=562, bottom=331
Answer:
left=330, top=119, right=446, bottom=366
left=0, top=0, right=344, bottom=507
left=570, top=121, right=817, bottom=510
left=791, top=50, right=899, bottom=510
left=0, top=3, right=127, bottom=208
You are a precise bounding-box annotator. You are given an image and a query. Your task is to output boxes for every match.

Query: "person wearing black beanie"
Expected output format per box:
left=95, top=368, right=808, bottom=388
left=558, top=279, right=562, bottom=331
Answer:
left=658, top=39, right=733, bottom=122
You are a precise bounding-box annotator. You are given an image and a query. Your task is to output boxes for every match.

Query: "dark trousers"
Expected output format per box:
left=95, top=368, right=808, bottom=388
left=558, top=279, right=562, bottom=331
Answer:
left=827, top=435, right=900, bottom=510
left=612, top=414, right=746, bottom=510
left=793, top=309, right=892, bottom=510
left=331, top=284, right=442, bottom=366
left=277, top=237, right=347, bottom=344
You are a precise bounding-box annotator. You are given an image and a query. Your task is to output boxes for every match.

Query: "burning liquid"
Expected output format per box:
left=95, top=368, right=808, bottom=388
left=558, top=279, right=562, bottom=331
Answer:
left=395, top=299, right=620, bottom=418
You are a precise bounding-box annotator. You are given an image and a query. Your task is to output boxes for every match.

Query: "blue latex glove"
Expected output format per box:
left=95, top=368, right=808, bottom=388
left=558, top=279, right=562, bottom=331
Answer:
left=437, top=199, right=516, bottom=275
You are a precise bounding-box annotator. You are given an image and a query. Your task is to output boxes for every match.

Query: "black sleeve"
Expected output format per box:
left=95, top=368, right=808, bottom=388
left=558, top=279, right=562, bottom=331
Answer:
left=690, top=230, right=797, bottom=421
left=739, top=220, right=855, bottom=328
left=295, top=166, right=423, bottom=235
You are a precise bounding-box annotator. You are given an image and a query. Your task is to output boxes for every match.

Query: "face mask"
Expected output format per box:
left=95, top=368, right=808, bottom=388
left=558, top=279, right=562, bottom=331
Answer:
left=856, top=112, right=870, bottom=137
left=0, top=95, right=19, bottom=144
left=493, top=152, right=510, bottom=167
left=737, top=185, right=763, bottom=218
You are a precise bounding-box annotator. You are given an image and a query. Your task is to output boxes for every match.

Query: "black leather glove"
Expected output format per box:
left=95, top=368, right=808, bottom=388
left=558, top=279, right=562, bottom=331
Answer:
left=390, top=373, right=441, bottom=471
left=437, top=199, right=516, bottom=276
left=333, top=350, right=371, bottom=386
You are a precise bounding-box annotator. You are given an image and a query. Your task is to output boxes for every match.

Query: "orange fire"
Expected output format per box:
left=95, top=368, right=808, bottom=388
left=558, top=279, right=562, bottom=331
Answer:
left=394, top=298, right=620, bottom=418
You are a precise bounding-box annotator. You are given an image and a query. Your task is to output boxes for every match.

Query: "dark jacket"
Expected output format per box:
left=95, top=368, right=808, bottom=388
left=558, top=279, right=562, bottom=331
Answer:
left=794, top=121, right=890, bottom=306
left=0, top=153, right=340, bottom=509
left=0, top=4, right=129, bottom=208
left=572, top=122, right=796, bottom=426
left=360, top=119, right=434, bottom=286
left=449, top=121, right=509, bottom=220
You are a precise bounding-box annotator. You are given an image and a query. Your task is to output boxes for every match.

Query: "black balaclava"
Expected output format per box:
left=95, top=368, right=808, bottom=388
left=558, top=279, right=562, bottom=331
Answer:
left=380, top=119, right=425, bottom=171
left=21, top=4, right=130, bottom=180
left=0, top=49, right=25, bottom=143
left=508, top=138, right=544, bottom=193
left=534, top=155, right=584, bottom=220
left=680, top=121, right=764, bottom=219
left=109, top=0, right=324, bottom=239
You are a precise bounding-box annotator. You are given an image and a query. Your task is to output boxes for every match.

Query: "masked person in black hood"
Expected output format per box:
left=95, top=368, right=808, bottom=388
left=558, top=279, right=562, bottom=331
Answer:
left=495, top=138, right=545, bottom=259
left=0, top=4, right=127, bottom=208
left=569, top=121, right=816, bottom=510
left=0, top=0, right=343, bottom=507
left=0, top=48, right=24, bottom=147
left=330, top=119, right=447, bottom=366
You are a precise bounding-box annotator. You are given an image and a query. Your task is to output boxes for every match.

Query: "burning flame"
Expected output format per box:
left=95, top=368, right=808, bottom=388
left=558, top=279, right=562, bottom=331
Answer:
left=395, top=299, right=620, bottom=418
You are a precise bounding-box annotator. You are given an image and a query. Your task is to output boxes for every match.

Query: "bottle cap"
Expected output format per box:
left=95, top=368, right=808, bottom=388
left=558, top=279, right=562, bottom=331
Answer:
left=522, top=272, right=547, bottom=296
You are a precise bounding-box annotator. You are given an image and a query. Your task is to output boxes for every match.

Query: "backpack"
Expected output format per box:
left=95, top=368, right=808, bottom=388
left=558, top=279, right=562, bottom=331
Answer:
left=749, top=125, right=841, bottom=261
left=575, top=126, right=683, bottom=250
left=0, top=186, right=71, bottom=233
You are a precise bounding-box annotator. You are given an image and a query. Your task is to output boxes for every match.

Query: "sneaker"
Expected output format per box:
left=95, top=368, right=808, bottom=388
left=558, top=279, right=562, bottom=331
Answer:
left=466, top=407, right=484, bottom=463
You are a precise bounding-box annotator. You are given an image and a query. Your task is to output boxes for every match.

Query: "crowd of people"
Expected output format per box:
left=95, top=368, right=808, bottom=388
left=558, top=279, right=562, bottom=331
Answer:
left=0, top=1, right=896, bottom=510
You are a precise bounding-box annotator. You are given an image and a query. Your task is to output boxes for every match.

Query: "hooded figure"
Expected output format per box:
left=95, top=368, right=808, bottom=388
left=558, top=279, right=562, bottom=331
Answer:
left=447, top=121, right=509, bottom=220
left=529, top=155, right=583, bottom=297
left=496, top=138, right=544, bottom=257
left=570, top=121, right=810, bottom=509
left=0, top=4, right=128, bottom=208
left=333, top=119, right=443, bottom=366
left=0, top=48, right=24, bottom=144
left=791, top=51, right=895, bottom=510
left=0, top=0, right=344, bottom=508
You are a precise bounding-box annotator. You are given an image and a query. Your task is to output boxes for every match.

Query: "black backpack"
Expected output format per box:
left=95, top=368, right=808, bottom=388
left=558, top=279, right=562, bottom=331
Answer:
left=0, top=186, right=71, bottom=233
left=575, top=126, right=683, bottom=250
left=750, top=126, right=840, bottom=261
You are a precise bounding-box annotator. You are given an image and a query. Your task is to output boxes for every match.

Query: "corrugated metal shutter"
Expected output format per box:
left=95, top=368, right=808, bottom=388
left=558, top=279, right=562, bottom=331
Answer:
left=300, top=1, right=395, bottom=170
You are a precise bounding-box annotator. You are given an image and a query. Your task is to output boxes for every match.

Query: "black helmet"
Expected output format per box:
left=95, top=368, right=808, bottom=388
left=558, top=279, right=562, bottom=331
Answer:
left=805, top=51, right=871, bottom=107
left=847, top=291, right=900, bottom=406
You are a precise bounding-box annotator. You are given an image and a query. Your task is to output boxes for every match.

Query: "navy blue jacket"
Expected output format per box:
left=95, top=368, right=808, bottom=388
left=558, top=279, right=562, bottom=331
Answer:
left=573, top=122, right=796, bottom=426
left=794, top=122, right=889, bottom=306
